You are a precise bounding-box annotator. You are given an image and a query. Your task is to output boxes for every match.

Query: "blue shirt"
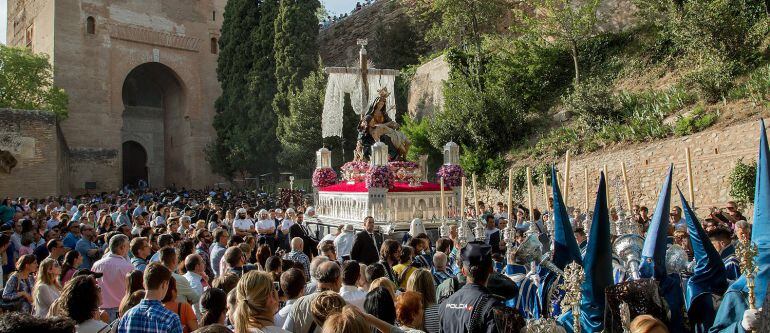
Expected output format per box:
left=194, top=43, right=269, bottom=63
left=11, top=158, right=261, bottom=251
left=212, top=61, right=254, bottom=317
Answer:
left=131, top=257, right=148, bottom=271
left=210, top=243, right=227, bottom=277
left=76, top=238, right=100, bottom=269
left=118, top=299, right=182, bottom=333
left=63, top=232, right=80, bottom=249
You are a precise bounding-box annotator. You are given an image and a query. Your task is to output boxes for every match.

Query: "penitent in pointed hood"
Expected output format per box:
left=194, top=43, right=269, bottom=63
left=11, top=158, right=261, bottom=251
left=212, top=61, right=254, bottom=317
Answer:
left=551, top=166, right=583, bottom=270
left=729, top=119, right=770, bottom=308
left=579, top=171, right=614, bottom=332
left=639, top=164, right=673, bottom=281
left=681, top=188, right=727, bottom=310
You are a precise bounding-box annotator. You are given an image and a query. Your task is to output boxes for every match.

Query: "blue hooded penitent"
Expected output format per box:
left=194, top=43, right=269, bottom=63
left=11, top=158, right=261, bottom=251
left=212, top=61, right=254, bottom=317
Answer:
left=551, top=166, right=583, bottom=269
left=557, top=172, right=613, bottom=333
left=639, top=164, right=673, bottom=281
left=712, top=119, right=770, bottom=332
left=681, top=188, right=727, bottom=332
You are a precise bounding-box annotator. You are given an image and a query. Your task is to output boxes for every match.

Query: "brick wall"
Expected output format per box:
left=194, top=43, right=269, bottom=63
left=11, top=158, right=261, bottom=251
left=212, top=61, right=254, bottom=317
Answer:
left=479, top=119, right=765, bottom=217
left=0, top=109, right=62, bottom=198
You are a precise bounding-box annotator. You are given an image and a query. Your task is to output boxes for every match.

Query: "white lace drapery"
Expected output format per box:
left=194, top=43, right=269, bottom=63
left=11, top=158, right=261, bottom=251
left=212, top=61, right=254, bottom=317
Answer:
left=322, top=72, right=397, bottom=138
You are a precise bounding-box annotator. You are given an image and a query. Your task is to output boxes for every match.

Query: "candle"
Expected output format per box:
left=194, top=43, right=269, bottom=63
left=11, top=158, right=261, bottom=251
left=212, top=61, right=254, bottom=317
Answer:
left=686, top=147, right=695, bottom=208
left=621, top=161, right=632, bottom=212
left=564, top=150, right=571, bottom=208
left=461, top=176, right=466, bottom=220
left=507, top=168, right=513, bottom=220
left=473, top=174, right=479, bottom=218
left=526, top=167, right=534, bottom=222
left=440, top=177, right=446, bottom=220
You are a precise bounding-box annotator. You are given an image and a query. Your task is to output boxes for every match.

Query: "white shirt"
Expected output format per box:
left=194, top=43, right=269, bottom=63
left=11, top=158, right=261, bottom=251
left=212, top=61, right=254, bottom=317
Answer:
left=274, top=299, right=297, bottom=328
left=334, top=231, right=355, bottom=258
left=321, top=233, right=336, bottom=243
left=255, top=219, right=275, bottom=233
left=233, top=218, right=254, bottom=232
left=183, top=271, right=205, bottom=296
left=280, top=219, right=294, bottom=230
left=339, top=285, right=367, bottom=311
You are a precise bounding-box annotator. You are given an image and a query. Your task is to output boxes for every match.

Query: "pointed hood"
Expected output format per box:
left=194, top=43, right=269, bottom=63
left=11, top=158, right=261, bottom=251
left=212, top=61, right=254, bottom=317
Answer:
left=681, top=188, right=728, bottom=309
left=639, top=164, right=673, bottom=281
left=579, top=171, right=614, bottom=332
left=551, top=166, right=583, bottom=269
left=729, top=119, right=770, bottom=308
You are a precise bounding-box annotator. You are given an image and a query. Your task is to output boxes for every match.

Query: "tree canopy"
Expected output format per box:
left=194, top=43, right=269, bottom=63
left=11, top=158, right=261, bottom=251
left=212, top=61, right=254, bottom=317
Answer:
left=0, top=45, right=68, bottom=119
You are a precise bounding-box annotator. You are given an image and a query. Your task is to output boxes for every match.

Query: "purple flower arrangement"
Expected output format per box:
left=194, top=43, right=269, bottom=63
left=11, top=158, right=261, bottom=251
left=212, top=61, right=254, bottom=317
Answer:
left=365, top=165, right=394, bottom=189
left=312, top=167, right=337, bottom=188
left=388, top=161, right=419, bottom=169
left=436, top=164, right=465, bottom=187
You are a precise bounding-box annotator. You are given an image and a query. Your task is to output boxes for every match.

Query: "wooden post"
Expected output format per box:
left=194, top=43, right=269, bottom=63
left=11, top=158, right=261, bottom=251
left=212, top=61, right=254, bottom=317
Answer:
left=358, top=39, right=369, bottom=114
left=621, top=162, right=632, bottom=212
left=686, top=147, right=695, bottom=208
left=564, top=151, right=571, bottom=208
left=603, top=164, right=610, bottom=202
left=508, top=169, right=514, bottom=220
left=584, top=168, right=589, bottom=212
left=473, top=174, right=479, bottom=218
left=542, top=173, right=549, bottom=212
left=527, top=167, right=534, bottom=222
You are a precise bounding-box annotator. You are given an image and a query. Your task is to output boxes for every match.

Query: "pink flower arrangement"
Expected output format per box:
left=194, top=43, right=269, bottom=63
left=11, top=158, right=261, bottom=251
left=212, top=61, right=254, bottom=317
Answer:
left=365, top=166, right=394, bottom=189
left=388, top=161, right=419, bottom=169
left=341, top=161, right=370, bottom=183
left=312, top=167, right=337, bottom=188
left=437, top=164, right=465, bottom=187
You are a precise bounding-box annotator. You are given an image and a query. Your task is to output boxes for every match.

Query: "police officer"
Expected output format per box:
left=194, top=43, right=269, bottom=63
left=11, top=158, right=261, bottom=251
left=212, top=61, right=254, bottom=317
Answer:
left=439, top=242, right=502, bottom=333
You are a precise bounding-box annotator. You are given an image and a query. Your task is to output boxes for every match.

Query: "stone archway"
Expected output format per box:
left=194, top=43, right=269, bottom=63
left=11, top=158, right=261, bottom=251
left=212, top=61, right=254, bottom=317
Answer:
left=121, top=62, right=186, bottom=188
left=122, top=141, right=148, bottom=187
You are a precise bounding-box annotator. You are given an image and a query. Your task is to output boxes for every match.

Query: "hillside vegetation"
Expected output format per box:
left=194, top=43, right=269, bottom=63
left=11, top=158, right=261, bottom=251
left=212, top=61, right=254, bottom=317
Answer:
left=392, top=0, right=770, bottom=199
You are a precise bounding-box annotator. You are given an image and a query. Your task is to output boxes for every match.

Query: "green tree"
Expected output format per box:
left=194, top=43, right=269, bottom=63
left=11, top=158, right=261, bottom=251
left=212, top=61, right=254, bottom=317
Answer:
left=411, top=0, right=510, bottom=90
left=273, top=0, right=321, bottom=121
left=0, top=45, right=68, bottom=119
left=278, top=66, right=326, bottom=176
left=520, top=0, right=601, bottom=84
left=209, top=0, right=263, bottom=178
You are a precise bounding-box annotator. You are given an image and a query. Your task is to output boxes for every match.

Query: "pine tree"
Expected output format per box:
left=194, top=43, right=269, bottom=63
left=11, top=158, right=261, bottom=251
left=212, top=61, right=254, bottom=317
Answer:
left=273, top=0, right=321, bottom=126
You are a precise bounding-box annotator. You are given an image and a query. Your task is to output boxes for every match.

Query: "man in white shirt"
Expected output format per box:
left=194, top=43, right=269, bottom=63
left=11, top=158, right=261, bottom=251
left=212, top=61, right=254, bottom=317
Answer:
left=275, top=267, right=305, bottom=327
left=255, top=209, right=276, bottom=248
left=339, top=260, right=367, bottom=310
left=183, top=254, right=207, bottom=296
left=334, top=224, right=355, bottom=260
left=232, top=208, right=254, bottom=237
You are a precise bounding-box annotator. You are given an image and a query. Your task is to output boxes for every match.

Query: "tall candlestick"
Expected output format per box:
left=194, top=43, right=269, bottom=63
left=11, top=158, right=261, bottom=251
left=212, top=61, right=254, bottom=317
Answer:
left=584, top=168, right=589, bottom=212
left=542, top=173, right=549, bottom=212
left=564, top=151, right=571, bottom=208
left=461, top=176, right=466, bottom=220
left=507, top=169, right=513, bottom=220
left=686, top=147, right=695, bottom=208
left=473, top=174, right=479, bottom=218
left=621, top=162, right=632, bottom=212
left=440, top=177, right=446, bottom=220
left=526, top=167, right=534, bottom=223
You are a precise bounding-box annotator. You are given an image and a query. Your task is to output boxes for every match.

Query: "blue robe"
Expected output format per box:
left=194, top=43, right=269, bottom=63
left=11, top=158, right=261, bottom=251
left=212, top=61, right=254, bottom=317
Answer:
left=506, top=264, right=541, bottom=319
left=709, top=290, right=749, bottom=333
left=661, top=273, right=688, bottom=333
left=721, top=244, right=741, bottom=282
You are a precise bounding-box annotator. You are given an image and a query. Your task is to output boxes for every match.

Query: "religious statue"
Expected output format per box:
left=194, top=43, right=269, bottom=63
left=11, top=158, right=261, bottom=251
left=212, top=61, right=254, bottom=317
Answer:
left=357, top=88, right=410, bottom=161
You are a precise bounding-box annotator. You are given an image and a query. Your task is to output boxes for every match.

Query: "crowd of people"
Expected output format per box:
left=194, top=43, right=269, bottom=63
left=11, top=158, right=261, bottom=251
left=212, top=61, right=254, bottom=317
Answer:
left=1, top=123, right=770, bottom=333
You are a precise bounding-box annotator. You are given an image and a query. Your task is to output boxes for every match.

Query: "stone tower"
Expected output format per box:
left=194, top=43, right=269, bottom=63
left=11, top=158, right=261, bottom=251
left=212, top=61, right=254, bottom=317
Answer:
left=6, top=0, right=226, bottom=192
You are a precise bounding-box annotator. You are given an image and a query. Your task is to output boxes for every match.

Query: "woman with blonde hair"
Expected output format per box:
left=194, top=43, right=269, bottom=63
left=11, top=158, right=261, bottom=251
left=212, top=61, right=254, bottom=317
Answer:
left=406, top=269, right=438, bottom=333
left=33, top=257, right=62, bottom=317
left=630, top=315, right=669, bottom=333
left=322, top=305, right=369, bottom=333
left=233, top=270, right=288, bottom=333
left=369, top=277, right=398, bottom=300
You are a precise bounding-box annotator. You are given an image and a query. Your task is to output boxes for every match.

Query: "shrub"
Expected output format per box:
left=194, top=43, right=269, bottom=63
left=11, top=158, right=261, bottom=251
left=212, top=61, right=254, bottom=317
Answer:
left=562, top=79, right=621, bottom=129
left=682, top=53, right=735, bottom=103
left=673, top=105, right=719, bottom=136
left=731, top=64, right=770, bottom=105
left=729, top=158, right=756, bottom=205
left=400, top=115, right=443, bottom=173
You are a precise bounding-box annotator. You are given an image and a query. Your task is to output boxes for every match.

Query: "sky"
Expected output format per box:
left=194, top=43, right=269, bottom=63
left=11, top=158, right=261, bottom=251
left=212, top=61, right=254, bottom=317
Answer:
left=0, top=0, right=359, bottom=45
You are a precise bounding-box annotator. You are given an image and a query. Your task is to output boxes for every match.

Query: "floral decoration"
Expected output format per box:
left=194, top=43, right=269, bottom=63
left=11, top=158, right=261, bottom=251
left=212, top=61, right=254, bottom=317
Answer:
left=341, top=161, right=370, bottom=183
left=436, top=164, right=465, bottom=187
left=365, top=165, right=394, bottom=189
left=312, top=167, right=337, bottom=188
left=389, top=161, right=421, bottom=185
